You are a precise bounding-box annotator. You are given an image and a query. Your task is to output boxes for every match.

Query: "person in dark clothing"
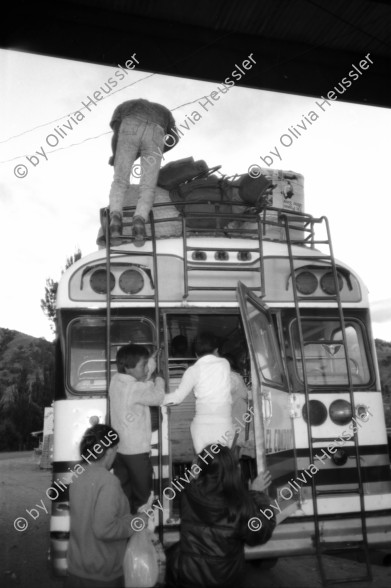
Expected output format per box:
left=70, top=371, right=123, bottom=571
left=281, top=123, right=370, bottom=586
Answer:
left=165, top=444, right=275, bottom=588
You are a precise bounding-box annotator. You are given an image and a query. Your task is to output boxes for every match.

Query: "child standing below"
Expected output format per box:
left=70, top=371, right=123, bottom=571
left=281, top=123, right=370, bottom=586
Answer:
left=109, top=344, right=165, bottom=513
left=65, top=424, right=148, bottom=588
left=163, top=332, right=234, bottom=454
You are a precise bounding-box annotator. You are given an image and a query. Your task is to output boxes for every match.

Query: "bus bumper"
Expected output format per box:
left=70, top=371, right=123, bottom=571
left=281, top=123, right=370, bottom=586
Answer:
left=244, top=510, right=391, bottom=559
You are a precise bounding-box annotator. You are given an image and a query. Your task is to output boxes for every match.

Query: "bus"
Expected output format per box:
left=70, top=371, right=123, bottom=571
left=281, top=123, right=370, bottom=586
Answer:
left=50, top=167, right=391, bottom=584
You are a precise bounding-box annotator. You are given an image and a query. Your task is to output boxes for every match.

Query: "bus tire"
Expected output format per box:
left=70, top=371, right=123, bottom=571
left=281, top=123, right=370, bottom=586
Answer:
left=249, top=557, right=279, bottom=570
left=383, top=553, right=391, bottom=567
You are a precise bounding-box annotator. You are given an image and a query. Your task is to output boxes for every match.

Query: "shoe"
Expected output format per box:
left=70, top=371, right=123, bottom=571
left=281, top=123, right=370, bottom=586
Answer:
left=132, top=216, right=146, bottom=247
left=110, top=212, right=122, bottom=242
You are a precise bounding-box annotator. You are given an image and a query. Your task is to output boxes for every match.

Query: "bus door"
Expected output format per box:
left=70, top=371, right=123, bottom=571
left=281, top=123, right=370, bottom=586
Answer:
left=237, top=282, right=299, bottom=523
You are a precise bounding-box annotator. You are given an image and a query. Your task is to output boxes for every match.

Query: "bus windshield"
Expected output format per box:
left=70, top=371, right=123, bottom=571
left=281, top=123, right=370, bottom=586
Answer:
left=67, top=317, right=155, bottom=394
left=291, top=318, right=371, bottom=386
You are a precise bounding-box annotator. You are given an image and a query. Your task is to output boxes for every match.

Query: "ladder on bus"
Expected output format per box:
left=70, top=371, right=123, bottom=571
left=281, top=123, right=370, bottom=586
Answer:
left=103, top=207, right=165, bottom=542
left=281, top=212, right=372, bottom=586
left=181, top=207, right=266, bottom=299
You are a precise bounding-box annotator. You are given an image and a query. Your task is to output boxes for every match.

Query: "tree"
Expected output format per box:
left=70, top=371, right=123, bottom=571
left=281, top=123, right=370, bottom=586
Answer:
left=41, top=278, right=58, bottom=334
left=41, top=249, right=82, bottom=334
left=1, top=367, right=43, bottom=450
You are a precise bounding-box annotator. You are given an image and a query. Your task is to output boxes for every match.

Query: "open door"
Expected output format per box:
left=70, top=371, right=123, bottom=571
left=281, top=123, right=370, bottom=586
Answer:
left=237, top=282, right=299, bottom=523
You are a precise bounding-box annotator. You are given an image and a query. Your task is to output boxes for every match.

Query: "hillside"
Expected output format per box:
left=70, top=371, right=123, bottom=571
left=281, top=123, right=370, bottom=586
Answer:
left=0, top=328, right=54, bottom=450
left=0, top=328, right=390, bottom=451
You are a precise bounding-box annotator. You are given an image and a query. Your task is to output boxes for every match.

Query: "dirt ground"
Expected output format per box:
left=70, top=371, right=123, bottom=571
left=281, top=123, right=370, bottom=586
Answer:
left=1, top=452, right=390, bottom=588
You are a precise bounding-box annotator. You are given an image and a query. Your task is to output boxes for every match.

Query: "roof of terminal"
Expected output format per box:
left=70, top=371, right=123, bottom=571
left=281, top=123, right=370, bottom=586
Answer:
left=3, top=0, right=390, bottom=108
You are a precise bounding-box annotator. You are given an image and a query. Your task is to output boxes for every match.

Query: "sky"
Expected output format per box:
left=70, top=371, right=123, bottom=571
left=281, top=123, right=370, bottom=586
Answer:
left=0, top=48, right=390, bottom=343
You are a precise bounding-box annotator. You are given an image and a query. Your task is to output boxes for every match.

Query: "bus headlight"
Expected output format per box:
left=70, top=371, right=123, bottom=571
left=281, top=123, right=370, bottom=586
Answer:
left=302, top=400, right=327, bottom=426
left=119, top=269, right=144, bottom=294
left=320, top=271, right=343, bottom=295
left=90, top=269, right=115, bottom=294
left=296, top=271, right=318, bottom=295
left=329, top=399, right=352, bottom=425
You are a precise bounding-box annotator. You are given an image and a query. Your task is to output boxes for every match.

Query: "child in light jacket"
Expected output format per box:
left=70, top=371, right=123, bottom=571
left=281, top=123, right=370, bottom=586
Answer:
left=109, top=344, right=165, bottom=513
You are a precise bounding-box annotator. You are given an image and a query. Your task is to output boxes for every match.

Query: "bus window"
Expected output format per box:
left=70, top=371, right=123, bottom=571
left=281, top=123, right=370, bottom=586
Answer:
left=67, top=317, right=155, bottom=394
left=243, top=304, right=285, bottom=386
left=291, top=319, right=371, bottom=386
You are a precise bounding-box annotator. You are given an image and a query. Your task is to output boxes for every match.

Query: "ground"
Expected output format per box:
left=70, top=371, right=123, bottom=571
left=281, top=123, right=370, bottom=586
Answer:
left=1, top=452, right=390, bottom=588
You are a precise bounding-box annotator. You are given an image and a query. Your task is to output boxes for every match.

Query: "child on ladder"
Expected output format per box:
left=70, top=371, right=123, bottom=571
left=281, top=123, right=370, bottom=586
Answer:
left=109, top=344, right=165, bottom=513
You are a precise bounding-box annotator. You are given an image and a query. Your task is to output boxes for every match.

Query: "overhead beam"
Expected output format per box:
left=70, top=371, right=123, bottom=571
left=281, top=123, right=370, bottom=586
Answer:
left=3, top=0, right=389, bottom=108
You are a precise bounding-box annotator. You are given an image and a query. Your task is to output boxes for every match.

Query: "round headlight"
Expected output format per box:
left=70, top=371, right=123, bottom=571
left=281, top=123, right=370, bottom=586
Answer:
left=302, top=400, right=328, bottom=426
left=119, top=269, right=144, bottom=294
left=90, top=269, right=115, bottom=294
left=296, top=271, right=318, bottom=295
left=320, top=271, right=343, bottom=295
left=329, top=399, right=352, bottom=425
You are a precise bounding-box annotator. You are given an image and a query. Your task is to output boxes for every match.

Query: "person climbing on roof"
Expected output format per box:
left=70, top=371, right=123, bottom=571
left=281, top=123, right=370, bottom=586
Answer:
left=108, top=98, right=179, bottom=246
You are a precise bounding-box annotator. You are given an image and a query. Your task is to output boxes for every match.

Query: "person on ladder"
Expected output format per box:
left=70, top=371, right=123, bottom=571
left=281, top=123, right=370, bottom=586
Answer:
left=108, top=98, right=179, bottom=246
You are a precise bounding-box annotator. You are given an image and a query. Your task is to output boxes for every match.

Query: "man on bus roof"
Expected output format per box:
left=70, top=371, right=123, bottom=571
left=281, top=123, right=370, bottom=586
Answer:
left=108, top=98, right=179, bottom=246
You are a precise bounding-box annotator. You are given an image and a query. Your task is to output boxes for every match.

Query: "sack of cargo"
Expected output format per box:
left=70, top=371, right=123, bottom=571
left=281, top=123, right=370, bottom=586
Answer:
left=230, top=169, right=305, bottom=241
left=157, top=157, right=209, bottom=190
left=170, top=176, right=236, bottom=230
left=238, top=173, right=275, bottom=206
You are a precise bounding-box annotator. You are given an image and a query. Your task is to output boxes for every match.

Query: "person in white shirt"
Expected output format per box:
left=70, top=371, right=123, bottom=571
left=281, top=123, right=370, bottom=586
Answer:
left=163, top=332, right=234, bottom=454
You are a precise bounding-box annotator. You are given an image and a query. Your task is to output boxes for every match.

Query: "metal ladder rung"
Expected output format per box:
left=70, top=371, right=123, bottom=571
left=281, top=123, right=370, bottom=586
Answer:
left=305, top=339, right=344, bottom=346
left=319, top=541, right=365, bottom=552
left=188, top=285, right=261, bottom=292
left=109, top=248, right=149, bottom=256
left=311, top=437, right=347, bottom=443
left=187, top=266, right=260, bottom=272
left=323, top=576, right=372, bottom=586
left=110, top=294, right=156, bottom=301
left=289, top=254, right=332, bottom=261
left=297, top=295, right=338, bottom=302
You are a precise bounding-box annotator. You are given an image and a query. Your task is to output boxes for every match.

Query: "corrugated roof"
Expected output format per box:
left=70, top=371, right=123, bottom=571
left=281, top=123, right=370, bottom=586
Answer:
left=3, top=0, right=390, bottom=108
left=70, top=0, right=390, bottom=56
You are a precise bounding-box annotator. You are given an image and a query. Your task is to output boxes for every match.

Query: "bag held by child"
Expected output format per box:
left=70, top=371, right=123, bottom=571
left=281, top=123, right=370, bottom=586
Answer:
left=123, top=529, right=159, bottom=588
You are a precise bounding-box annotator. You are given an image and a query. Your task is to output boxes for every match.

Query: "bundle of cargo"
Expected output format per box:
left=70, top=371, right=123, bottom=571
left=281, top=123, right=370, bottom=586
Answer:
left=228, top=167, right=305, bottom=241
left=160, top=158, right=305, bottom=240
left=96, top=157, right=305, bottom=246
